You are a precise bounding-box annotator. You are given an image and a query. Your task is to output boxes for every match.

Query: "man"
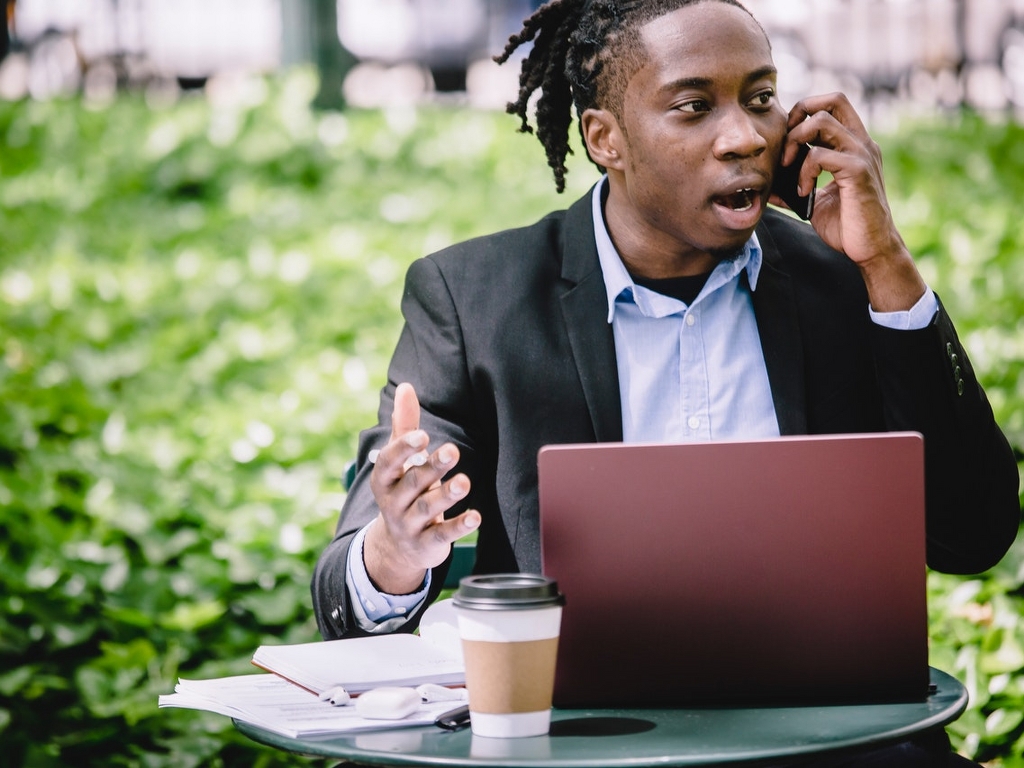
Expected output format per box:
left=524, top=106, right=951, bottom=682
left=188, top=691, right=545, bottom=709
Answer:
left=314, top=1, right=1020, bottom=763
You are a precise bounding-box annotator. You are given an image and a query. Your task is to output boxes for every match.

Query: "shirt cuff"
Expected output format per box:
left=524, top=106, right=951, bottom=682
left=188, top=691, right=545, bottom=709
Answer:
left=346, top=522, right=431, bottom=633
left=868, top=289, right=938, bottom=331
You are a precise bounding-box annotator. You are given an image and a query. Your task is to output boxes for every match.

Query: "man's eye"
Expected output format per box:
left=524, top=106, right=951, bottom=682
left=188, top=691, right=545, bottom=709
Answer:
left=749, top=90, right=775, bottom=108
left=677, top=99, right=710, bottom=113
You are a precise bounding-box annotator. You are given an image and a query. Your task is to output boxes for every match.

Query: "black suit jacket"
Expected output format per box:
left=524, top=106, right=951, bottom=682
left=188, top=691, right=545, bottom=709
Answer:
left=313, top=188, right=1020, bottom=640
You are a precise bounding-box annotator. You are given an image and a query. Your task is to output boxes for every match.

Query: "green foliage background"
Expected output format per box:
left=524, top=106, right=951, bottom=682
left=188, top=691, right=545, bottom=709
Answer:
left=0, top=70, right=1022, bottom=766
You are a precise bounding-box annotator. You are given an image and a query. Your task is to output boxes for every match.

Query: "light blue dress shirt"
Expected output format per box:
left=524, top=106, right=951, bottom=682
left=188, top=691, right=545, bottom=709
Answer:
left=594, top=186, right=780, bottom=443
left=343, top=178, right=938, bottom=631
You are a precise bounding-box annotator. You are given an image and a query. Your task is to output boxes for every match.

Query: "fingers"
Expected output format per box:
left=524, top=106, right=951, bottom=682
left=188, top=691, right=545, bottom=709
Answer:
left=370, top=470, right=477, bottom=581
left=364, top=503, right=481, bottom=593
left=373, top=434, right=464, bottom=507
left=362, top=382, right=480, bottom=588
left=391, top=381, right=420, bottom=440
left=371, top=429, right=427, bottom=481
left=413, top=470, right=472, bottom=526
left=376, top=383, right=429, bottom=483
left=401, top=473, right=477, bottom=542
left=370, top=380, right=478, bottom=533
left=427, top=508, right=482, bottom=546
left=370, top=381, right=472, bottom=525
left=783, top=93, right=870, bottom=166
left=787, top=92, right=868, bottom=140
left=780, top=93, right=884, bottom=198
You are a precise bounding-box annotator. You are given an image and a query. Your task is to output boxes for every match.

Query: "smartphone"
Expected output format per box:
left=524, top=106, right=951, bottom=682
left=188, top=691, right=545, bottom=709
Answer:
left=771, top=142, right=815, bottom=220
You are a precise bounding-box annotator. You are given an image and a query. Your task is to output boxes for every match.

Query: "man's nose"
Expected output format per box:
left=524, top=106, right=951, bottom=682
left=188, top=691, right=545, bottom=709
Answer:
left=713, top=109, right=769, bottom=159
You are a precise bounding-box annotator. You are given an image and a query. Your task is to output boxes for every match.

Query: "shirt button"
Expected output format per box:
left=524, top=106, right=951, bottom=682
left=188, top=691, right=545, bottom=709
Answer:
left=685, top=314, right=696, bottom=326
left=688, top=416, right=700, bottom=430
left=395, top=606, right=407, bottom=615
left=364, top=600, right=376, bottom=612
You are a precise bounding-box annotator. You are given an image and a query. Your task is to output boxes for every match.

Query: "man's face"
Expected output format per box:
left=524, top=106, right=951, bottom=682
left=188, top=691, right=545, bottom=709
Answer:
left=604, top=2, right=787, bottom=275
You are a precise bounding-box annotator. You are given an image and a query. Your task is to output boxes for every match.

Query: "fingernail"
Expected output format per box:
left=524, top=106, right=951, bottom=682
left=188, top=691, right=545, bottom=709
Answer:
left=402, top=452, right=428, bottom=471
left=450, top=478, right=467, bottom=496
left=464, top=510, right=480, bottom=530
left=438, top=447, right=454, bottom=465
left=367, top=449, right=380, bottom=465
left=403, top=431, right=426, bottom=448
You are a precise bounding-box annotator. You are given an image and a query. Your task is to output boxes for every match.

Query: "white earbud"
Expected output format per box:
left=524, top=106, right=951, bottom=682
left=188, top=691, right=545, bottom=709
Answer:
left=415, top=683, right=468, bottom=703
left=319, top=686, right=351, bottom=706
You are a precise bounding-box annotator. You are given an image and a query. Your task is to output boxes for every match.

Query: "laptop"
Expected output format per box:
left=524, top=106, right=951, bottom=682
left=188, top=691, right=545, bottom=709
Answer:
left=537, top=432, right=929, bottom=708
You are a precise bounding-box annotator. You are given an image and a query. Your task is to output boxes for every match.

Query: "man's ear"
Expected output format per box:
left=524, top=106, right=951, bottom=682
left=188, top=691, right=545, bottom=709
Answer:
left=580, top=108, right=625, bottom=171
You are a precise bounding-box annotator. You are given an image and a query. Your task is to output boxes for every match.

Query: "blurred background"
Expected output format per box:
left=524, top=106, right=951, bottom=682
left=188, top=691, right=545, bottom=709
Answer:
left=1, top=2, right=1023, bottom=767
left=2, top=0, right=1024, bottom=115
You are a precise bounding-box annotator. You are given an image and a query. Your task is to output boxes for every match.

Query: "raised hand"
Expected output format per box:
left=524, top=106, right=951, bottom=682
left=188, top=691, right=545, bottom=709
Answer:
left=780, top=92, right=927, bottom=312
left=362, top=382, right=480, bottom=594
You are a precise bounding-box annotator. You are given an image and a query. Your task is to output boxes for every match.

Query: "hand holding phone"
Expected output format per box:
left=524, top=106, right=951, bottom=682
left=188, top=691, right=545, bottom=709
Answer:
left=771, top=142, right=815, bottom=220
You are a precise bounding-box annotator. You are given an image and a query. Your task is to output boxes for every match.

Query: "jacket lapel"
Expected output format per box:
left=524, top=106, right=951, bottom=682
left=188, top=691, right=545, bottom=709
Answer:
left=558, top=190, right=623, bottom=443
left=752, top=221, right=808, bottom=435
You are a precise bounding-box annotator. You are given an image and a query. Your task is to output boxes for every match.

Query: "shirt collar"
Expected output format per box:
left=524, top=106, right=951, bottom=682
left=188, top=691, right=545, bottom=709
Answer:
left=591, top=177, right=763, bottom=323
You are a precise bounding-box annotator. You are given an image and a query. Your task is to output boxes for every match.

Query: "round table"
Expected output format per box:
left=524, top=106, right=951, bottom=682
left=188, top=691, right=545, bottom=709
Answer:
left=235, top=667, right=967, bottom=767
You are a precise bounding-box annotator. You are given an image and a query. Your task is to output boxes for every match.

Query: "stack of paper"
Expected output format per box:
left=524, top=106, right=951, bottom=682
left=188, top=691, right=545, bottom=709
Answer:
left=160, top=621, right=468, bottom=738
left=161, top=602, right=468, bottom=737
left=251, top=633, right=465, bottom=695
left=159, top=674, right=458, bottom=738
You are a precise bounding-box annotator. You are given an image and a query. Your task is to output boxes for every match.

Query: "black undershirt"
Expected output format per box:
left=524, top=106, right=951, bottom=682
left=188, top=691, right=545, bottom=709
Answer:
left=631, top=272, right=713, bottom=306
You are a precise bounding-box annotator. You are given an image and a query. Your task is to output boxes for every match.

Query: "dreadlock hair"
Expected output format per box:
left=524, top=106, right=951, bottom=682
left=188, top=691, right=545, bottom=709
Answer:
left=494, top=0, right=756, bottom=193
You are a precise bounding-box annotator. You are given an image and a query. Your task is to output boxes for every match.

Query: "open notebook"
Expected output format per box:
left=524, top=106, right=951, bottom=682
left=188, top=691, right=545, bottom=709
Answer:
left=538, top=432, right=929, bottom=708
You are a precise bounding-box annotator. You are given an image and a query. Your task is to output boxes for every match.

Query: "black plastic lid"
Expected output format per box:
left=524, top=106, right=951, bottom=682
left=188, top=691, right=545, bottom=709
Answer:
left=452, top=573, right=565, bottom=611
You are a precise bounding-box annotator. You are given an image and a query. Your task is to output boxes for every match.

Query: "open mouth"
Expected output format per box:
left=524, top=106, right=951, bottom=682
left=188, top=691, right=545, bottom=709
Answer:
left=713, top=188, right=759, bottom=212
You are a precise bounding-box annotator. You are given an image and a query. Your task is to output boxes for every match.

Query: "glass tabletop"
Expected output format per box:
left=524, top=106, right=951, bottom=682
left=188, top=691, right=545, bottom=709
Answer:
left=234, top=667, right=967, bottom=767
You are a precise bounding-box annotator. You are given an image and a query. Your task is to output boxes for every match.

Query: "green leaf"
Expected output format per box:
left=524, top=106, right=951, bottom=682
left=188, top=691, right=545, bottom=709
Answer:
left=237, top=589, right=300, bottom=626
left=0, top=665, right=36, bottom=696
left=159, top=600, right=227, bottom=632
left=980, top=628, right=1024, bottom=675
left=986, top=708, right=1024, bottom=738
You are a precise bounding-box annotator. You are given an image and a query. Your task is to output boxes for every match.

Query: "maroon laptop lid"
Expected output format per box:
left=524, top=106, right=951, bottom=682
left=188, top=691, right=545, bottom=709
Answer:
left=538, top=432, right=929, bottom=708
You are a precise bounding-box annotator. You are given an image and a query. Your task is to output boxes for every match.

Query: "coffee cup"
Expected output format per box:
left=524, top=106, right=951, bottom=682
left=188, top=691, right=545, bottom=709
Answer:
left=452, top=573, right=565, bottom=738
